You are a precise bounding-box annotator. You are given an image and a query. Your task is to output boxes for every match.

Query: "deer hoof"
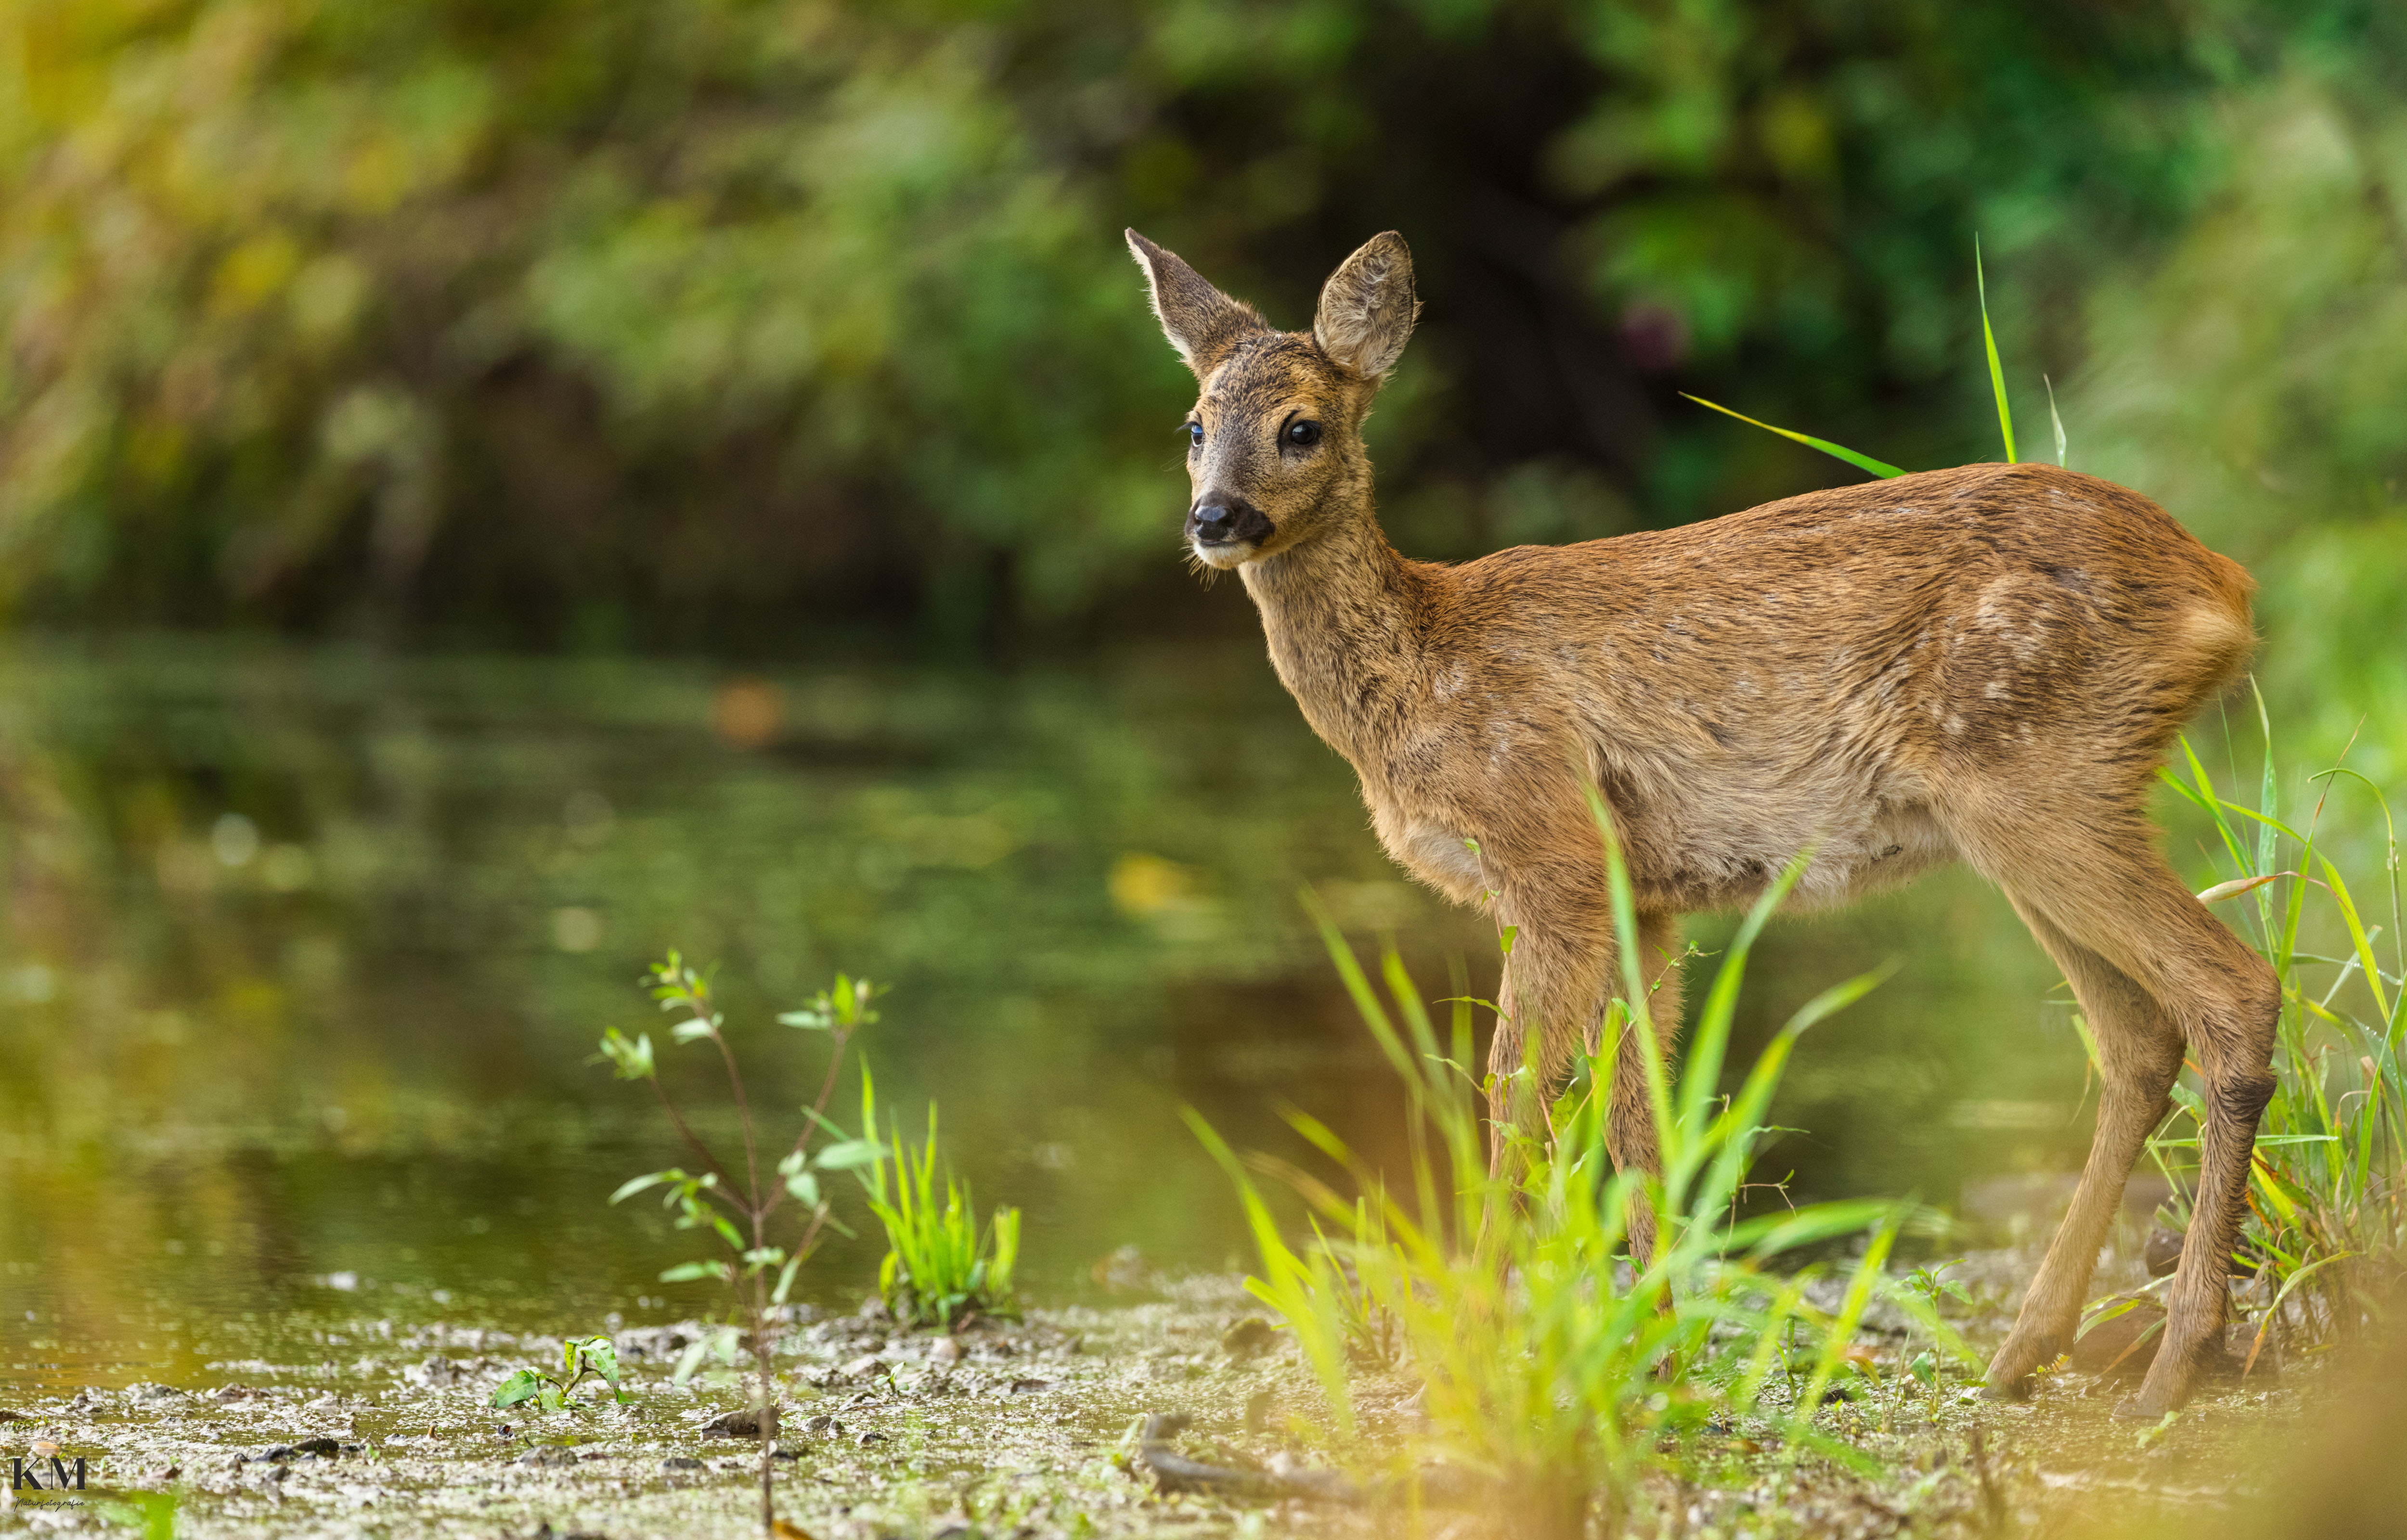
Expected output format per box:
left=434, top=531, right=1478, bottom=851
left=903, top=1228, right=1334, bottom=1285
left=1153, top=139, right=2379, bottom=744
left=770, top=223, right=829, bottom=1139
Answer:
left=1978, top=1376, right=2032, bottom=1402
left=2110, top=1393, right=2169, bottom=1422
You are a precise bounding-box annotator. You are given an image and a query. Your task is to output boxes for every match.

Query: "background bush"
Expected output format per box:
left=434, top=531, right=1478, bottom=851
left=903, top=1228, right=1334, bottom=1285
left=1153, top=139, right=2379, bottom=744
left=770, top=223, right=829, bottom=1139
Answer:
left=0, top=0, right=2400, bottom=746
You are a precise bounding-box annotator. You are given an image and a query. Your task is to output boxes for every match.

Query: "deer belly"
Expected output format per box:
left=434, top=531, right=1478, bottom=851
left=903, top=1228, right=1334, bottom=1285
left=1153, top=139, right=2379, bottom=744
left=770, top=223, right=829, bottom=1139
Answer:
left=1795, top=804, right=1957, bottom=907
left=1626, top=800, right=1955, bottom=913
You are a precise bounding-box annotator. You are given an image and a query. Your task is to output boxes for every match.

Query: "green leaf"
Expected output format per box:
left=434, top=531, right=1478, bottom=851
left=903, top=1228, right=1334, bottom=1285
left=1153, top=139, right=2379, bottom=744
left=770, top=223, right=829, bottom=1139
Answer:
left=491, top=1370, right=547, bottom=1410
left=595, top=1028, right=656, bottom=1080
left=670, top=1017, right=716, bottom=1043
left=771, top=1254, right=805, bottom=1307
left=660, top=1259, right=731, bottom=1283
left=1498, top=924, right=1517, bottom=958
left=814, top=1139, right=883, bottom=1171
left=1977, top=236, right=2016, bottom=464
left=609, top=1170, right=679, bottom=1206
left=572, top=1336, right=621, bottom=1389
left=1679, top=394, right=1906, bottom=480
left=785, top=1170, right=821, bottom=1207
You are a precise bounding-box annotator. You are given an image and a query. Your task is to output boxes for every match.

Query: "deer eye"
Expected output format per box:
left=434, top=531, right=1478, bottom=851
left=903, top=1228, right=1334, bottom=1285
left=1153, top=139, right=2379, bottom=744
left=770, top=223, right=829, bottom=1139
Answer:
left=1187, top=422, right=1204, bottom=448
left=1285, top=420, right=1321, bottom=448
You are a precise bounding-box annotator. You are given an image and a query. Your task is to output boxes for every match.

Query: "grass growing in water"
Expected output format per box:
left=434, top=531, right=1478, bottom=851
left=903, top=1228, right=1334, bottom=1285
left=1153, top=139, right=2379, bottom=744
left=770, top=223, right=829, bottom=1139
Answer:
left=1192, top=800, right=1923, bottom=1537
left=859, top=1080, right=1023, bottom=1328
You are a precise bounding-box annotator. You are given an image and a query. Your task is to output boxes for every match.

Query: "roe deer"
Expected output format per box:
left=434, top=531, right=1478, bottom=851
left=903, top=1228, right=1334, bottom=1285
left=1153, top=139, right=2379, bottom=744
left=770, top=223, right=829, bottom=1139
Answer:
left=1125, top=227, right=2278, bottom=1420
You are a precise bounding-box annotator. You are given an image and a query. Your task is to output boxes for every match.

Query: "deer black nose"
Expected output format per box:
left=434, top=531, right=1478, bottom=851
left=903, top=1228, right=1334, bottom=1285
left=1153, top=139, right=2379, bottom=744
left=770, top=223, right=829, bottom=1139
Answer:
left=1188, top=497, right=1271, bottom=546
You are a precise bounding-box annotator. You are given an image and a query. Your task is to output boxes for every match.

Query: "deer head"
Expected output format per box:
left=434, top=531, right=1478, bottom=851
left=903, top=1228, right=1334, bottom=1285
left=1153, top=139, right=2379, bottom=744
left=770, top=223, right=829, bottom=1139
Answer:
left=1126, top=230, right=1418, bottom=569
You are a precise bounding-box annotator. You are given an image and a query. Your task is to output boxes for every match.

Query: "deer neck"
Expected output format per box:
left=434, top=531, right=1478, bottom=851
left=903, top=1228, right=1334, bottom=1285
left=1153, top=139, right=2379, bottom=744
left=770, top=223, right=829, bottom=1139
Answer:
left=1239, top=510, right=1424, bottom=764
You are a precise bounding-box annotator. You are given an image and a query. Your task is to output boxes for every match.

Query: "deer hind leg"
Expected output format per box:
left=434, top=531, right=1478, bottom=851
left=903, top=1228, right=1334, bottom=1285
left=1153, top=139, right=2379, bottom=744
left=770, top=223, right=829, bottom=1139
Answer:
left=1962, top=821, right=2279, bottom=1415
left=1982, top=901, right=2186, bottom=1398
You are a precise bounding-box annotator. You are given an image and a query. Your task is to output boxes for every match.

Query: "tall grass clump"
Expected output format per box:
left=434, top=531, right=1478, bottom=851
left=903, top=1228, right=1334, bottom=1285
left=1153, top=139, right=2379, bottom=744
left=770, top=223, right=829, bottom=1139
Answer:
left=1192, top=798, right=1932, bottom=1537
left=2127, top=699, right=2406, bottom=1360
left=858, top=1077, right=1022, bottom=1328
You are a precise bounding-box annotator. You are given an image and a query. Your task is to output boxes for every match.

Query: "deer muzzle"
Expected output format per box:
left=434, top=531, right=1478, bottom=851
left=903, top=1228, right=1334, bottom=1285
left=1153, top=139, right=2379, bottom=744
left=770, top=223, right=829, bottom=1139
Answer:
left=1188, top=496, right=1274, bottom=560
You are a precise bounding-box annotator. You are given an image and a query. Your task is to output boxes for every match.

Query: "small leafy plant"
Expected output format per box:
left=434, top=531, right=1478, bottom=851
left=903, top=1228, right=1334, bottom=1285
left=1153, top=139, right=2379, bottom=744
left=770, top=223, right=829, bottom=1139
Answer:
left=597, top=954, right=885, bottom=1539
left=491, top=1335, right=627, bottom=1413
left=860, top=1083, right=1022, bottom=1328
left=1891, top=1263, right=1978, bottom=1423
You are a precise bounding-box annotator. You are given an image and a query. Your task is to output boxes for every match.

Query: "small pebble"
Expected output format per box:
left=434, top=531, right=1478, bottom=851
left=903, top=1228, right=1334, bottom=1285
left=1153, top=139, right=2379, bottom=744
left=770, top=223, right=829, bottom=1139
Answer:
left=1221, top=1318, right=1278, bottom=1359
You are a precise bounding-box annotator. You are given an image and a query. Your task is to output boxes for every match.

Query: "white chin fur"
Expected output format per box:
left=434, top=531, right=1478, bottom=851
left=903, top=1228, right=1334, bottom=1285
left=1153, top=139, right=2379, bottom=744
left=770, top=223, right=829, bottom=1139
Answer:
left=1190, top=540, right=1253, bottom=569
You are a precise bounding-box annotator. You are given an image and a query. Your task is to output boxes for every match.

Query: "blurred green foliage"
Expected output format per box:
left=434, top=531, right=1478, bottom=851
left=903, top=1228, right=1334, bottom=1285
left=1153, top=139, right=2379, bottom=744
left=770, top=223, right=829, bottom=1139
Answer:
left=0, top=0, right=2399, bottom=673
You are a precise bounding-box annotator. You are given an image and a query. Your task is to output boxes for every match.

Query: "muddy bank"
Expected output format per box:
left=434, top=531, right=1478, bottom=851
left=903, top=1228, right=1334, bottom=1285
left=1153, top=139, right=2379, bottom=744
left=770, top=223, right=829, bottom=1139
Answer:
left=0, top=1255, right=2323, bottom=1539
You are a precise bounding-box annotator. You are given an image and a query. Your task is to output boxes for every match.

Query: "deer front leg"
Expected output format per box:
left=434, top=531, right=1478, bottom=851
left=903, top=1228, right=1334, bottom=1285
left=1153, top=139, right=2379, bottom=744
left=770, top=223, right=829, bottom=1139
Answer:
left=1485, top=884, right=1610, bottom=1162
left=1484, top=894, right=1683, bottom=1264
left=1485, top=907, right=1609, bottom=1184
left=1605, top=912, right=1685, bottom=1266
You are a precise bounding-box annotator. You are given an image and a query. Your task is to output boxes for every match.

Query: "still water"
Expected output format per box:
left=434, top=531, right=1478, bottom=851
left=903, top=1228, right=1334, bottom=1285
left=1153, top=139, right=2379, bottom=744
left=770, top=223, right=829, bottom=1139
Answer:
left=0, top=636, right=2086, bottom=1391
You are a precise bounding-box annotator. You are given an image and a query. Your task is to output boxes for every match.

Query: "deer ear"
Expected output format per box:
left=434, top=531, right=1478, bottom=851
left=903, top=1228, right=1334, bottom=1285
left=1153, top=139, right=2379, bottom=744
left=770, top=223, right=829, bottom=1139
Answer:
left=1313, top=231, right=1418, bottom=381
left=1126, top=230, right=1264, bottom=378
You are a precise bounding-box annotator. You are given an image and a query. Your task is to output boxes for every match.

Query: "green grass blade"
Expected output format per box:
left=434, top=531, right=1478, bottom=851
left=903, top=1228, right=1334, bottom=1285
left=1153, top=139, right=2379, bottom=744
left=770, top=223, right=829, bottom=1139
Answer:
left=1976, top=236, right=2016, bottom=463
left=1679, top=394, right=1906, bottom=480
left=1792, top=1213, right=1901, bottom=1435
left=1585, top=787, right=1678, bottom=1181
left=1680, top=852, right=1812, bottom=1133
left=1302, top=889, right=1417, bottom=1087
left=2321, top=856, right=2394, bottom=1025
left=2045, top=372, right=2067, bottom=467
left=1183, top=1106, right=1356, bottom=1432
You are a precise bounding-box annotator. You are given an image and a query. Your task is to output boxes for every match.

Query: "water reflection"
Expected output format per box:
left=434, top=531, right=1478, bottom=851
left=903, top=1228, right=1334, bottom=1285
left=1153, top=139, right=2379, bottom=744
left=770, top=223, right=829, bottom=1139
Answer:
left=0, top=637, right=2094, bottom=1388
